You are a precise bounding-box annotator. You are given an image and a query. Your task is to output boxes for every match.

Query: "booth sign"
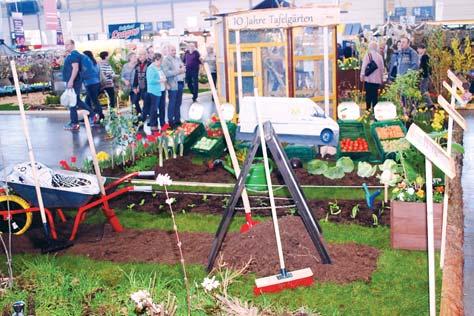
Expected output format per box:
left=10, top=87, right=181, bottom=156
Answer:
left=108, top=23, right=143, bottom=40
left=226, top=7, right=340, bottom=30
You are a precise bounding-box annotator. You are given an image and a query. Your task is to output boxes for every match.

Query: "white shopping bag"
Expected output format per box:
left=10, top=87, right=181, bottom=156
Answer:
left=60, top=88, right=77, bottom=108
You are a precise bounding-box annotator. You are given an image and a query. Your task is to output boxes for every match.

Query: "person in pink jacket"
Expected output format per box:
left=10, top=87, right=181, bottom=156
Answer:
left=360, top=42, right=385, bottom=110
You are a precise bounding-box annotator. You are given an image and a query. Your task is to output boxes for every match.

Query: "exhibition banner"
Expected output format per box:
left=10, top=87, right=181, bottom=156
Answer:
left=226, top=6, right=340, bottom=30
left=57, top=14, right=64, bottom=45
left=12, top=12, right=25, bottom=46
left=43, top=0, right=58, bottom=31
left=108, top=23, right=142, bottom=40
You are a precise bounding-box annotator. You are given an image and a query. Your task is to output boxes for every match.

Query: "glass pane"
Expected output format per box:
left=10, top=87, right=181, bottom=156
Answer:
left=261, top=47, right=287, bottom=97
left=234, top=76, right=255, bottom=110
left=233, top=52, right=254, bottom=72
left=229, top=29, right=285, bottom=44
left=293, top=27, right=334, bottom=57
left=294, top=60, right=334, bottom=98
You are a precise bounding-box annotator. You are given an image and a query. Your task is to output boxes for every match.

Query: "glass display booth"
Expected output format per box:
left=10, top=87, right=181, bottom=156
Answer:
left=214, top=6, right=339, bottom=117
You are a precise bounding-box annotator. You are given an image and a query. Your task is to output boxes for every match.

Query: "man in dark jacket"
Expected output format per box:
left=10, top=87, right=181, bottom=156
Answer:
left=184, top=43, right=201, bottom=102
left=132, top=49, right=151, bottom=122
left=417, top=44, right=434, bottom=107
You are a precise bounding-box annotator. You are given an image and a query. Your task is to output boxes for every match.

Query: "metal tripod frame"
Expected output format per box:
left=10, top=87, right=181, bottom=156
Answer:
left=207, top=121, right=332, bottom=272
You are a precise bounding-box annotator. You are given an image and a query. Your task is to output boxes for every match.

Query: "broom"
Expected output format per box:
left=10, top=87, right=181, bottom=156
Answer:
left=10, top=60, right=72, bottom=253
left=253, top=91, right=313, bottom=295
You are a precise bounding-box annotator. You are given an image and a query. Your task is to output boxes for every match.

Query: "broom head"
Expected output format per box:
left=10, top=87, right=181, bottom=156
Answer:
left=253, top=267, right=313, bottom=296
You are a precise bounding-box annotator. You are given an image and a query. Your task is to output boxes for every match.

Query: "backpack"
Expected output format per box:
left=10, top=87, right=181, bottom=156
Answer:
left=79, top=53, right=96, bottom=81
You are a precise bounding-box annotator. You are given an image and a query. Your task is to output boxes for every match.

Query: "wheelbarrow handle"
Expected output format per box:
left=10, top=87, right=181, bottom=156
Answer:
left=132, top=186, right=153, bottom=193
left=137, top=171, right=155, bottom=177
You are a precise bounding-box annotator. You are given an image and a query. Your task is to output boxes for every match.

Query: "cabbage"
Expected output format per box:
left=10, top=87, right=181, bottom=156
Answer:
left=323, top=166, right=346, bottom=179
left=357, top=161, right=377, bottom=178
left=378, top=169, right=400, bottom=186
left=378, top=159, right=397, bottom=172
left=336, top=157, right=354, bottom=173
left=306, top=159, right=329, bottom=175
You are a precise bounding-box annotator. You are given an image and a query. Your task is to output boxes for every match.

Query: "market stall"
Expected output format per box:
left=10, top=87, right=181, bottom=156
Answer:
left=213, top=5, right=340, bottom=117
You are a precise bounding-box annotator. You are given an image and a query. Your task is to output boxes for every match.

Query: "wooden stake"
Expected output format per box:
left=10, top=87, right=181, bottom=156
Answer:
left=10, top=60, right=49, bottom=228
left=83, top=113, right=106, bottom=196
left=203, top=63, right=252, bottom=216
left=440, top=80, right=455, bottom=269
left=425, top=158, right=436, bottom=316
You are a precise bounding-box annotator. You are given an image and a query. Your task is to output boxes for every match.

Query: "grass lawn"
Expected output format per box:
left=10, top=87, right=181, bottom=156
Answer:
left=0, top=103, right=20, bottom=111
left=0, top=209, right=440, bottom=315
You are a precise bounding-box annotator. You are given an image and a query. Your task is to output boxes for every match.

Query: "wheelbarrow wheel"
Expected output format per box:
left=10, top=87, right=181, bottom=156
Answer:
left=0, top=195, right=33, bottom=235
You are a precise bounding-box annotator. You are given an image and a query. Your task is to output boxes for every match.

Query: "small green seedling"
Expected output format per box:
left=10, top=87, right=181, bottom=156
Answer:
left=159, top=204, right=164, bottom=210
left=127, top=203, right=135, bottom=210
left=351, top=204, right=360, bottom=219
left=202, top=194, right=208, bottom=202
left=329, top=201, right=341, bottom=215
left=181, top=209, right=186, bottom=214
left=139, top=199, right=146, bottom=206
left=152, top=192, right=157, bottom=198
left=372, top=214, right=379, bottom=226
left=187, top=204, right=196, bottom=208
left=288, top=208, right=297, bottom=216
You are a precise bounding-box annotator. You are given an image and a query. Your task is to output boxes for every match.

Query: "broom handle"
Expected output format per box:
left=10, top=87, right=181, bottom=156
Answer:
left=10, top=60, right=49, bottom=226
left=203, top=63, right=252, bottom=215
left=83, top=113, right=106, bottom=196
left=254, top=89, right=286, bottom=271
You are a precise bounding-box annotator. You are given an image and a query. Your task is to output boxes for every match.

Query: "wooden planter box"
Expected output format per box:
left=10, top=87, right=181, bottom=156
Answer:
left=390, top=201, right=443, bottom=250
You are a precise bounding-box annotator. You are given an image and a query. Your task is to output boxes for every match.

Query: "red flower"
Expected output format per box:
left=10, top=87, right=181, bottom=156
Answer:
left=70, top=156, right=77, bottom=163
left=59, top=160, right=71, bottom=170
left=136, top=134, right=143, bottom=141
left=211, top=114, right=219, bottom=123
left=146, top=135, right=156, bottom=143
left=153, top=131, right=162, bottom=137
left=143, top=142, right=149, bottom=149
left=161, top=123, right=170, bottom=131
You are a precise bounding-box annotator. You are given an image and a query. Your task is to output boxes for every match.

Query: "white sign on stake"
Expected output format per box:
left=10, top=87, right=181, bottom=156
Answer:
left=406, top=124, right=456, bottom=180
left=443, top=81, right=467, bottom=106
left=447, top=69, right=465, bottom=93
left=437, top=95, right=467, bottom=131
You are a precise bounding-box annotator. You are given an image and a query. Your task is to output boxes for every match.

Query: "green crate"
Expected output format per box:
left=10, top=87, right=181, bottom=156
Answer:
left=370, top=120, right=408, bottom=160
left=284, top=145, right=316, bottom=162
left=182, top=121, right=206, bottom=154
left=337, top=121, right=372, bottom=161
left=191, top=136, right=225, bottom=159
left=207, top=121, right=237, bottom=139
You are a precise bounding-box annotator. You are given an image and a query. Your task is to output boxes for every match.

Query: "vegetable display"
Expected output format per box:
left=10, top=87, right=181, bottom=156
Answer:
left=192, top=137, right=218, bottom=151
left=180, top=122, right=199, bottom=136
left=340, top=138, right=369, bottom=152
left=380, top=138, right=411, bottom=152
left=375, top=126, right=405, bottom=140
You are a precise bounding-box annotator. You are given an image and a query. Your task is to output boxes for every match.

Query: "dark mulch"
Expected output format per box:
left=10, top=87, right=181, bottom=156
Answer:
left=9, top=216, right=379, bottom=284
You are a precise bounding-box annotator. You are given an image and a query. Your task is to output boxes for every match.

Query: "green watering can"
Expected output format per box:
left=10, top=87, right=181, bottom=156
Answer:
left=213, top=157, right=273, bottom=192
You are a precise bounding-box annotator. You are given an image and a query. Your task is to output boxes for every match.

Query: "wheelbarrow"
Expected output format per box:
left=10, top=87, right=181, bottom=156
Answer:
left=1, top=161, right=154, bottom=241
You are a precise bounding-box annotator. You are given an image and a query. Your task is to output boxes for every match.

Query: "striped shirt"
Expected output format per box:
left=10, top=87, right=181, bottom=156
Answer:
left=98, top=60, right=115, bottom=88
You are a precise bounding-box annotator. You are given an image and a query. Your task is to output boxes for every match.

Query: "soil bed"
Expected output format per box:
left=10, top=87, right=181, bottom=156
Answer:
left=10, top=216, right=379, bottom=284
left=110, top=191, right=389, bottom=226
left=102, top=155, right=380, bottom=186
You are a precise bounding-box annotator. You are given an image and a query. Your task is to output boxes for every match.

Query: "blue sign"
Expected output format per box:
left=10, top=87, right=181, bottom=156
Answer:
left=393, top=7, right=407, bottom=18
left=413, top=6, right=433, bottom=20
left=108, top=23, right=143, bottom=40
left=156, top=21, right=173, bottom=31
left=142, top=22, right=153, bottom=32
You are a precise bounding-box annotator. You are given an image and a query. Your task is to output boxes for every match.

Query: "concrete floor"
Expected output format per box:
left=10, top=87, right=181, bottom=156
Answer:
left=0, top=92, right=214, bottom=172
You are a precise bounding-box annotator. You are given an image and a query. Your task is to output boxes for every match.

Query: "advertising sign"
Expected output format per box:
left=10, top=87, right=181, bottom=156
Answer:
left=108, top=23, right=143, bottom=40
left=226, top=6, right=340, bottom=30
left=56, top=14, right=64, bottom=45
left=43, top=0, right=58, bottom=31
left=12, top=12, right=25, bottom=47
left=156, top=21, right=173, bottom=31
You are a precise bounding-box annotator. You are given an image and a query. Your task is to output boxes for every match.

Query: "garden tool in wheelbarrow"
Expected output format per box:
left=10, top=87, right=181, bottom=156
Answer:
left=3, top=161, right=156, bottom=250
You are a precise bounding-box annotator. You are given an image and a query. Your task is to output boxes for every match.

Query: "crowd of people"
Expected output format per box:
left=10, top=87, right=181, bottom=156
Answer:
left=357, top=36, right=433, bottom=114
left=61, top=39, right=217, bottom=132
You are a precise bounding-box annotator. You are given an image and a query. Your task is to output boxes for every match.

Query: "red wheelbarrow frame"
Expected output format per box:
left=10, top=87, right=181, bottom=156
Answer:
left=0, top=171, right=154, bottom=240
